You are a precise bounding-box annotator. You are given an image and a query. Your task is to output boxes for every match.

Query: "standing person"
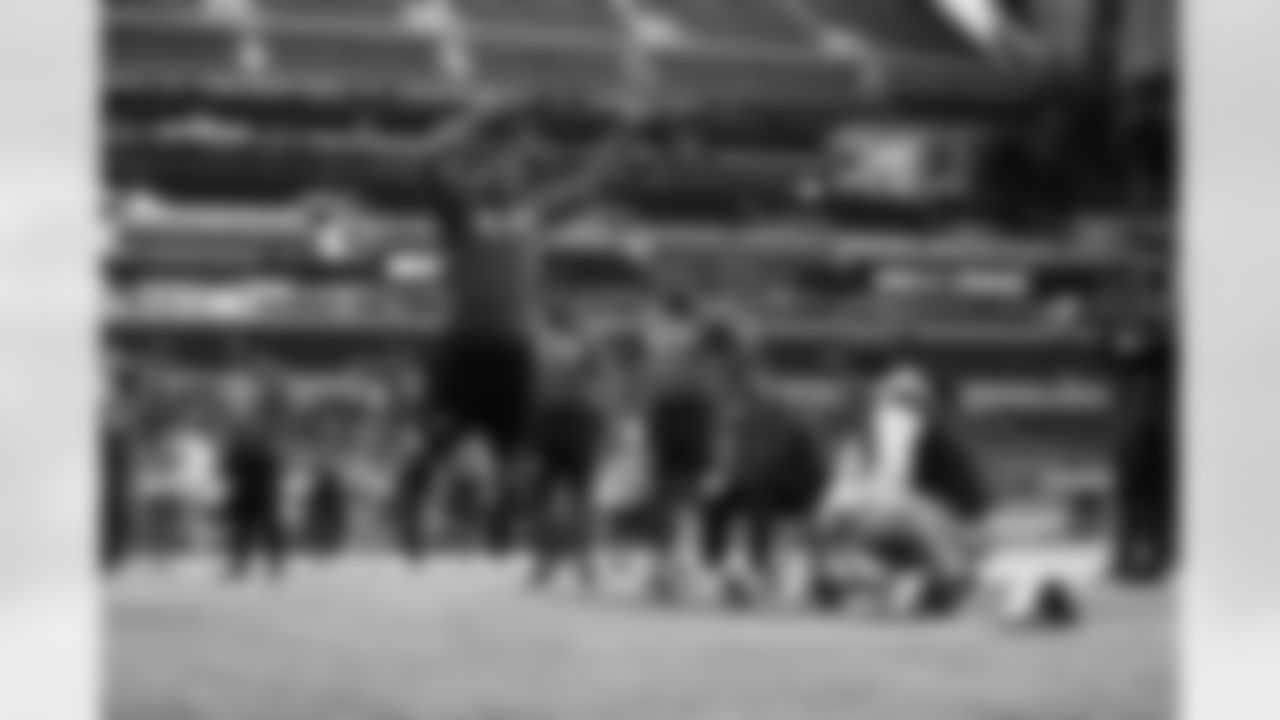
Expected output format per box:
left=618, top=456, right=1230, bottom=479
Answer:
left=167, top=417, right=223, bottom=554
left=136, top=419, right=188, bottom=565
left=1113, top=333, right=1178, bottom=583
left=527, top=312, right=609, bottom=588
left=589, top=331, right=655, bottom=554
left=391, top=432, right=437, bottom=562
left=304, top=462, right=350, bottom=560
left=640, top=297, right=727, bottom=601
left=412, top=102, right=640, bottom=556
left=595, top=391, right=653, bottom=552
left=219, top=405, right=288, bottom=580
left=102, top=406, right=135, bottom=572
left=701, top=340, right=830, bottom=606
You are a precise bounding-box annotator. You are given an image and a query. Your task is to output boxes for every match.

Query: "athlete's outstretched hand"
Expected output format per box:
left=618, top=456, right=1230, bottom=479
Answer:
left=422, top=92, right=652, bottom=242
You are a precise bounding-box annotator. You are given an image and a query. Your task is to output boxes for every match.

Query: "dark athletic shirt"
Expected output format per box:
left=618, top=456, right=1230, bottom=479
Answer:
left=427, top=179, right=539, bottom=340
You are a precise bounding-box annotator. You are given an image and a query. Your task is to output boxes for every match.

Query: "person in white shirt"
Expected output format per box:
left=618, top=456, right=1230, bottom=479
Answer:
left=137, top=421, right=209, bottom=562
left=168, top=423, right=222, bottom=509
left=589, top=331, right=657, bottom=556
left=810, top=365, right=989, bottom=615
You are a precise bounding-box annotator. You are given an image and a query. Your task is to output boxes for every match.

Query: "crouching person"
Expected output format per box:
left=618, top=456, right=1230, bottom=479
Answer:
left=809, top=366, right=990, bottom=617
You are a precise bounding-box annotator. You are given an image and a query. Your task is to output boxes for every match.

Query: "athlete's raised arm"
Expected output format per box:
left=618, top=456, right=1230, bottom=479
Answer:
left=511, top=113, right=645, bottom=227
left=416, top=96, right=528, bottom=247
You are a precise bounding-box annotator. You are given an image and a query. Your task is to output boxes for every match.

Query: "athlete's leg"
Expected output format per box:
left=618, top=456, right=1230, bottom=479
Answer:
left=477, top=338, right=538, bottom=554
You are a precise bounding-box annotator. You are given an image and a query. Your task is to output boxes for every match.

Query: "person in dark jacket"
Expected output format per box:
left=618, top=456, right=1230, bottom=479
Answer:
left=220, top=415, right=288, bottom=579
left=702, top=349, right=830, bottom=605
left=415, top=106, right=640, bottom=555
left=391, top=430, right=440, bottom=563
left=642, top=308, right=726, bottom=601
left=527, top=327, right=609, bottom=588
left=913, top=410, right=991, bottom=525
left=102, top=410, right=134, bottom=572
left=1113, top=333, right=1178, bottom=583
left=304, top=463, right=350, bottom=560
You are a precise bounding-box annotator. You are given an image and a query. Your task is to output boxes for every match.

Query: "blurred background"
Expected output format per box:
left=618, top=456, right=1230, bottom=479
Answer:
left=99, top=0, right=1175, bottom=548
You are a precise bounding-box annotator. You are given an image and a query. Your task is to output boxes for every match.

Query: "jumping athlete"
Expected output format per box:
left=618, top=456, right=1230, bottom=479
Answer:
left=401, top=99, right=644, bottom=556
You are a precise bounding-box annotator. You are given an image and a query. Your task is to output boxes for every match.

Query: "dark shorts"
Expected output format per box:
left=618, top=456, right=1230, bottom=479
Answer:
left=718, top=471, right=825, bottom=522
left=533, top=398, right=604, bottom=490
left=646, top=393, right=718, bottom=502
left=430, top=332, right=536, bottom=457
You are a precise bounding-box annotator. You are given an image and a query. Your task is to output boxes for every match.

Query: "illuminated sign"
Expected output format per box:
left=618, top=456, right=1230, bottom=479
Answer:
left=831, top=128, right=930, bottom=199
left=828, top=126, right=976, bottom=200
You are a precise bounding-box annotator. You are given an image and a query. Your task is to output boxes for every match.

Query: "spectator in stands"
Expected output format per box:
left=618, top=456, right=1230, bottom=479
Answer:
left=810, top=364, right=989, bottom=615
left=1113, top=332, right=1178, bottom=583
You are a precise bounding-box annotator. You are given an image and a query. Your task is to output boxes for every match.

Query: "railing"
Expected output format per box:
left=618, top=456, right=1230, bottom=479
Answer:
left=453, top=0, right=627, bottom=37
left=637, top=0, right=814, bottom=49
left=102, top=1, right=1024, bottom=108
left=106, top=199, right=1166, bottom=266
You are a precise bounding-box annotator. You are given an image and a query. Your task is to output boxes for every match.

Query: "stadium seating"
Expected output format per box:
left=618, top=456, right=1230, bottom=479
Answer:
left=105, top=84, right=208, bottom=127
left=453, top=0, right=626, bottom=37
left=728, top=263, right=1064, bottom=324
left=652, top=49, right=859, bottom=108
left=105, top=16, right=243, bottom=82
left=882, top=62, right=1021, bottom=108
left=467, top=37, right=628, bottom=98
left=254, top=0, right=414, bottom=24
left=964, top=413, right=1119, bottom=485
left=107, top=130, right=328, bottom=204
left=612, top=168, right=796, bottom=219
left=543, top=250, right=653, bottom=293
left=638, top=0, right=815, bottom=48
left=801, top=0, right=988, bottom=62
left=657, top=105, right=840, bottom=154
left=108, top=0, right=208, bottom=18
left=260, top=27, right=451, bottom=92
left=112, top=215, right=322, bottom=279
left=99, top=0, right=1172, bottom=519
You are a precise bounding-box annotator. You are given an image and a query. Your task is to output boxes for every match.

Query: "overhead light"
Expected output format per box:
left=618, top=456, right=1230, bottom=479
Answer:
left=621, top=230, right=655, bottom=261
left=163, top=114, right=248, bottom=144
left=627, top=3, right=687, bottom=48
left=406, top=0, right=456, bottom=32
left=115, top=189, right=167, bottom=223
left=385, top=252, right=443, bottom=282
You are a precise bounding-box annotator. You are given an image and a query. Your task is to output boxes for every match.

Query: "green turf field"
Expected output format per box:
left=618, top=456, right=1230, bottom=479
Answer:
left=108, top=555, right=1173, bottom=720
